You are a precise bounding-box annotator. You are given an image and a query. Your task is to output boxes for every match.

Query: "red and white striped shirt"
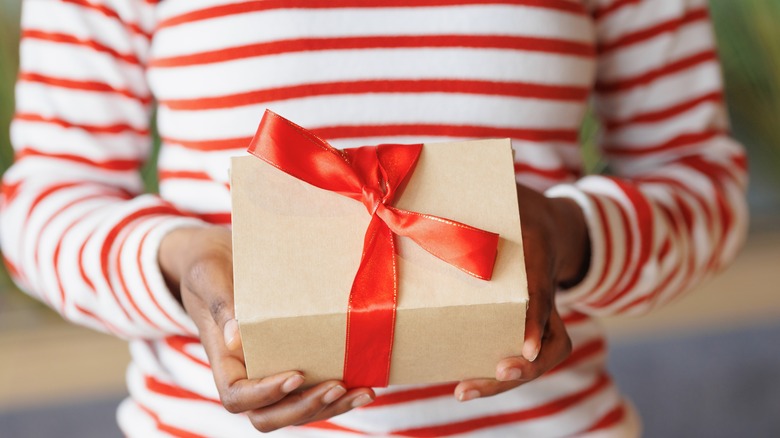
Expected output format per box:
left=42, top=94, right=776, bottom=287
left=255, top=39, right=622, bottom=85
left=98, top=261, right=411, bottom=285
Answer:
left=2, top=0, right=747, bottom=436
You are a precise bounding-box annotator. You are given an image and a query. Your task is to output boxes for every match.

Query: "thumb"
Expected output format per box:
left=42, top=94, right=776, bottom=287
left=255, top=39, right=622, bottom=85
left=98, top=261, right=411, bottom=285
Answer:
left=223, top=318, right=243, bottom=352
left=186, top=250, right=239, bottom=350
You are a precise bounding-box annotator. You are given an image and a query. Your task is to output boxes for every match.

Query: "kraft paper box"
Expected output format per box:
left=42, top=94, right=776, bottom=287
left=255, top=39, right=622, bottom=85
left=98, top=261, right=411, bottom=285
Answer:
left=231, top=137, right=528, bottom=386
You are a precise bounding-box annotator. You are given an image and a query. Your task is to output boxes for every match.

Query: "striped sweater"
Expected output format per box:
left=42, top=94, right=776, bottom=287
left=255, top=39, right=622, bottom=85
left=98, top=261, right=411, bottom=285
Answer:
left=1, top=0, right=748, bottom=436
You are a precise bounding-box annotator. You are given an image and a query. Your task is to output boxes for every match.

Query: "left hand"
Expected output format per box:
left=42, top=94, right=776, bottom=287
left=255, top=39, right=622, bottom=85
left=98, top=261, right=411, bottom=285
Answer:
left=454, top=183, right=590, bottom=402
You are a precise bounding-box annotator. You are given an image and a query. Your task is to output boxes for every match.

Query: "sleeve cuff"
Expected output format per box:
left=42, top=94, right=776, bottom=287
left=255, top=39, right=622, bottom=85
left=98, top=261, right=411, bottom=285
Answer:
left=545, top=183, right=608, bottom=309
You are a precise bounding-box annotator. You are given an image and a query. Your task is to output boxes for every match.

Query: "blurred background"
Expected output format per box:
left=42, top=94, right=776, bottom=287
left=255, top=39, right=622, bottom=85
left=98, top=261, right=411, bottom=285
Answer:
left=1, top=1, right=779, bottom=437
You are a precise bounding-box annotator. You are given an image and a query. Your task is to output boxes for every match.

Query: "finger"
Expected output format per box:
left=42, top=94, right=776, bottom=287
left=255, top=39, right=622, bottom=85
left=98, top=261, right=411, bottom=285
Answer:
left=195, top=309, right=302, bottom=413
left=454, top=311, right=571, bottom=401
left=247, top=380, right=350, bottom=433
left=183, top=252, right=236, bottom=344
left=305, top=388, right=375, bottom=424
left=454, top=379, right=522, bottom=402
left=223, top=318, right=244, bottom=354
left=522, top=270, right=553, bottom=362
left=496, top=310, right=572, bottom=384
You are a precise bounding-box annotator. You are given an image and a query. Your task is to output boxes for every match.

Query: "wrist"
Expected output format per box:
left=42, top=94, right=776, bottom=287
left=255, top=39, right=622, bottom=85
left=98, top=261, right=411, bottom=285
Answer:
left=158, top=226, right=200, bottom=302
left=548, top=197, right=591, bottom=289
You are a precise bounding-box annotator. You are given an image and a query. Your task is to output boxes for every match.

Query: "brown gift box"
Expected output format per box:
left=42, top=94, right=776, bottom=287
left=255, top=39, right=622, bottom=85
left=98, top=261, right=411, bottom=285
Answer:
left=231, top=138, right=528, bottom=386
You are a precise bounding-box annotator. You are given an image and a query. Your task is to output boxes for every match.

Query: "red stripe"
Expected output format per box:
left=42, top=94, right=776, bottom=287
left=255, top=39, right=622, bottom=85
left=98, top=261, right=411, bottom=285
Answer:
left=159, top=0, right=586, bottom=30
left=679, top=156, right=733, bottom=271
left=21, top=182, right=84, bottom=304
left=312, top=124, right=579, bottom=142
left=161, top=79, right=589, bottom=110
left=303, top=420, right=363, bottom=434
left=196, top=212, right=232, bottom=225
left=21, top=29, right=141, bottom=65
left=35, top=192, right=109, bottom=268
left=588, top=196, right=614, bottom=301
left=604, top=130, right=723, bottom=157
left=136, top=402, right=208, bottom=438
left=585, top=404, right=626, bottom=432
left=15, top=112, right=149, bottom=136
left=16, top=147, right=142, bottom=171
left=165, top=336, right=211, bottom=368
left=599, top=8, right=709, bottom=54
left=162, top=136, right=251, bottom=151
left=99, top=205, right=181, bottom=322
left=732, top=154, right=747, bottom=171
left=592, top=0, right=638, bottom=21
left=392, top=373, right=611, bottom=437
left=78, top=229, right=97, bottom=291
left=18, top=72, right=151, bottom=104
left=74, top=303, right=127, bottom=336
left=367, top=338, right=603, bottom=409
left=163, top=124, right=578, bottom=152
left=663, top=192, right=699, bottom=301
left=562, top=310, right=589, bottom=325
left=591, top=180, right=654, bottom=308
left=2, top=181, right=22, bottom=206
left=605, top=92, right=723, bottom=130
left=158, top=170, right=212, bottom=181
left=514, top=162, right=575, bottom=180
left=658, top=237, right=671, bottom=262
left=367, top=383, right=457, bottom=408
left=145, top=375, right=221, bottom=405
left=550, top=339, right=605, bottom=374
left=640, top=176, right=714, bottom=236
left=26, top=182, right=81, bottom=221
left=137, top=226, right=193, bottom=334
left=114, top=219, right=164, bottom=330
left=618, top=262, right=681, bottom=313
left=149, top=35, right=594, bottom=68
left=596, top=50, right=718, bottom=93
left=61, top=0, right=151, bottom=40
left=3, top=256, right=21, bottom=280
left=53, top=204, right=106, bottom=313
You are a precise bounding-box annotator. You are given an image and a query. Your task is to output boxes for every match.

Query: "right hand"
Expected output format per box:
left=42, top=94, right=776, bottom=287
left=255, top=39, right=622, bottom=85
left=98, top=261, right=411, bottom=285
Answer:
left=158, top=226, right=375, bottom=432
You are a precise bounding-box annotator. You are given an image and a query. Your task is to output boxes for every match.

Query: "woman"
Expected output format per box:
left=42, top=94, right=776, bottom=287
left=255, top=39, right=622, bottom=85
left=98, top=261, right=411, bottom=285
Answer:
left=2, top=0, right=747, bottom=436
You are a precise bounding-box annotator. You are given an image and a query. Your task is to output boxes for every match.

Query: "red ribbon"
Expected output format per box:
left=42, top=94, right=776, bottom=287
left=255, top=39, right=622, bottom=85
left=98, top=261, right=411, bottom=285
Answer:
left=248, top=110, right=500, bottom=387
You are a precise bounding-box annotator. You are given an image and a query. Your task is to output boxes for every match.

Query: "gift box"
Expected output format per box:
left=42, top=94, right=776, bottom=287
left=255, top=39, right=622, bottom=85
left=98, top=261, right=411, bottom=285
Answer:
left=231, top=111, right=528, bottom=388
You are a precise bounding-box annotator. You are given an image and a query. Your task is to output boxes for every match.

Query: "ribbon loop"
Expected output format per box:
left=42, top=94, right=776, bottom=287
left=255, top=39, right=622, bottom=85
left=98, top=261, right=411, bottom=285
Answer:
left=247, top=110, right=500, bottom=387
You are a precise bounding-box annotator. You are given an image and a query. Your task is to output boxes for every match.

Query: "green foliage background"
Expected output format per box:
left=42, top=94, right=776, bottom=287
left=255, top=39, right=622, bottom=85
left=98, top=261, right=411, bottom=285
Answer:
left=0, top=1, right=779, bottom=304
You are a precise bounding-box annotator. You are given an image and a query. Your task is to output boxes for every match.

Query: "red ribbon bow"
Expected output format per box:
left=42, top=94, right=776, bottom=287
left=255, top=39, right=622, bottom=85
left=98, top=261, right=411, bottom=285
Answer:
left=248, top=110, right=500, bottom=387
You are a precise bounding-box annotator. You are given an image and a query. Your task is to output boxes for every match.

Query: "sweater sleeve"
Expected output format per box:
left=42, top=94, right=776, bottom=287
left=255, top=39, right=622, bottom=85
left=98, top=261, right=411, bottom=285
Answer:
left=548, top=0, right=748, bottom=316
left=0, top=0, right=203, bottom=338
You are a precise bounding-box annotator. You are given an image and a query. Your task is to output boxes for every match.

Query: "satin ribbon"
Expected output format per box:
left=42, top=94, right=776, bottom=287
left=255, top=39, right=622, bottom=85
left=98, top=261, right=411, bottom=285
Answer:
left=247, top=110, right=500, bottom=387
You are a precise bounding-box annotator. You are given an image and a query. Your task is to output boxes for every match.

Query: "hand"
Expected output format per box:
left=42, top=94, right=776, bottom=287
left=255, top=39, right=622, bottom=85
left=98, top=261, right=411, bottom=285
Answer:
left=158, top=226, right=375, bottom=432
left=454, top=184, right=590, bottom=401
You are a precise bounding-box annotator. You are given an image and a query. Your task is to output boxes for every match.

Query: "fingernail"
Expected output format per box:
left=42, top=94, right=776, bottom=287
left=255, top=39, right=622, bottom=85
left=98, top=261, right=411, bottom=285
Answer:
left=281, top=374, right=304, bottom=393
left=458, top=390, right=480, bottom=402
left=498, top=367, right=522, bottom=381
left=351, top=394, right=373, bottom=408
left=522, top=341, right=539, bottom=362
left=223, top=319, right=239, bottom=349
left=322, top=385, right=347, bottom=404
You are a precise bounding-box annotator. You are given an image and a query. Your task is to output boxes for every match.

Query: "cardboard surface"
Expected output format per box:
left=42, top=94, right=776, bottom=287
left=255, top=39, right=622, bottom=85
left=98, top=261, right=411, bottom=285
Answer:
left=231, top=139, right=528, bottom=386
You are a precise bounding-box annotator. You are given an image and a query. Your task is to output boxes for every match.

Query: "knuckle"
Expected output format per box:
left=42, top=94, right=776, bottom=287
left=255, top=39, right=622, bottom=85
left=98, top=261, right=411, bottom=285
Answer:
left=220, top=387, right=242, bottom=414
left=209, top=299, right=227, bottom=321
left=221, top=398, right=241, bottom=414
left=300, top=396, right=325, bottom=419
left=186, top=256, right=220, bottom=285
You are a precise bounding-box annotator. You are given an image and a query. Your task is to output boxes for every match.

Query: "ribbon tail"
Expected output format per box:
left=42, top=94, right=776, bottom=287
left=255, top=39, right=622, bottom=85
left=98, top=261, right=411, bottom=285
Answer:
left=379, top=206, right=499, bottom=280
left=343, top=214, right=397, bottom=388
